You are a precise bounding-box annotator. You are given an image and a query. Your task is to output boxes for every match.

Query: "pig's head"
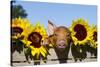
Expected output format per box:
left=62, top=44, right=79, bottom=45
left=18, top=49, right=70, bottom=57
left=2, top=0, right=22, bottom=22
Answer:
left=48, top=20, right=71, bottom=49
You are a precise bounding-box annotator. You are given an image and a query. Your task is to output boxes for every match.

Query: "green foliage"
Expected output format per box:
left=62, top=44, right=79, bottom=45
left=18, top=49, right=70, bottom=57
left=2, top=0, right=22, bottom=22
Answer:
left=11, top=1, right=27, bottom=19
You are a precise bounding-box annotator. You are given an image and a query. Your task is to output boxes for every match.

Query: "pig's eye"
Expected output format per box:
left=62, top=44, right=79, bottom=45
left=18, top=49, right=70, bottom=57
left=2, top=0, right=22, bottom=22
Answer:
left=54, top=33, right=58, bottom=36
left=66, top=33, right=70, bottom=36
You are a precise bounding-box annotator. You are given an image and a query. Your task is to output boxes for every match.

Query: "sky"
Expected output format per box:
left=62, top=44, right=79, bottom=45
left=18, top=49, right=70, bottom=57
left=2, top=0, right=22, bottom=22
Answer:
left=13, top=1, right=97, bottom=29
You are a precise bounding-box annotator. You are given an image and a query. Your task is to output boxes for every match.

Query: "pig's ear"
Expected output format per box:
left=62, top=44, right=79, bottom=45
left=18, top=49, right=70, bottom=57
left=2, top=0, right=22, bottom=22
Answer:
left=48, top=20, right=56, bottom=35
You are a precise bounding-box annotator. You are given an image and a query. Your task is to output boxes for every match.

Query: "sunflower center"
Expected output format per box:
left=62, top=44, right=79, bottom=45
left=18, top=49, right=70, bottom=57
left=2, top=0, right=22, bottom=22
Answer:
left=28, top=32, right=42, bottom=48
left=12, top=27, right=23, bottom=35
left=93, top=31, right=97, bottom=41
left=30, top=43, right=41, bottom=48
left=74, top=24, right=87, bottom=41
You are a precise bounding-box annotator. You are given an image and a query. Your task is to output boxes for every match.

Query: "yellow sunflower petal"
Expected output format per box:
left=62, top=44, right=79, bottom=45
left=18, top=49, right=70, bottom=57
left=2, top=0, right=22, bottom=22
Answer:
left=40, top=50, right=46, bottom=57
left=36, top=48, right=40, bottom=58
left=31, top=50, right=36, bottom=56
left=41, top=46, right=47, bottom=53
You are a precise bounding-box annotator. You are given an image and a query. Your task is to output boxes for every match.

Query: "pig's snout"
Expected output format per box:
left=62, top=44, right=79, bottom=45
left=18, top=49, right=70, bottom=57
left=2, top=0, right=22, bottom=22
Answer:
left=57, top=40, right=66, bottom=48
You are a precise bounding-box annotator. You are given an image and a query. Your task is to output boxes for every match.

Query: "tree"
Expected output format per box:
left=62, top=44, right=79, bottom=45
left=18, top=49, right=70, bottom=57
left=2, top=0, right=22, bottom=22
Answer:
left=11, top=1, right=27, bottom=19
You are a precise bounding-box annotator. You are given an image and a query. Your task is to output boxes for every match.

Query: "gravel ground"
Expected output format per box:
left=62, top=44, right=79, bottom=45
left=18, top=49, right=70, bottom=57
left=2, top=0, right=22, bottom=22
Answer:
left=11, top=48, right=97, bottom=66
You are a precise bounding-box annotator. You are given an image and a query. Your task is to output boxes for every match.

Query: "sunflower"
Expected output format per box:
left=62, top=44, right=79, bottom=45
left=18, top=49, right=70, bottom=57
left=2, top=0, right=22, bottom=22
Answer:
left=22, top=22, right=49, bottom=59
left=70, top=18, right=91, bottom=45
left=20, top=24, right=34, bottom=47
left=11, top=17, right=32, bottom=53
left=34, top=23, right=52, bottom=47
left=89, top=25, right=97, bottom=48
left=11, top=17, right=31, bottom=40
